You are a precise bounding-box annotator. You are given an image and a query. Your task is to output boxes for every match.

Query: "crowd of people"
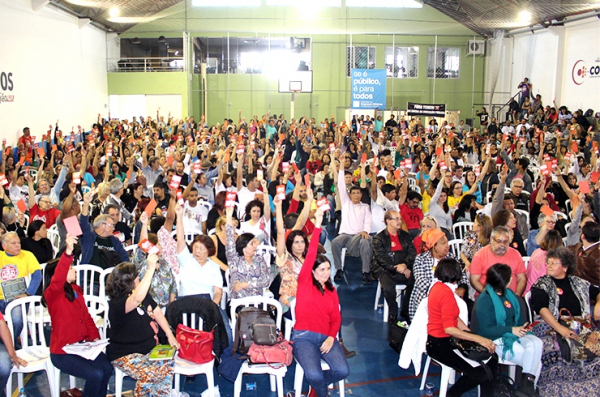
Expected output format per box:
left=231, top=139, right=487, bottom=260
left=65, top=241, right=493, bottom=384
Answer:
left=0, top=96, right=597, bottom=397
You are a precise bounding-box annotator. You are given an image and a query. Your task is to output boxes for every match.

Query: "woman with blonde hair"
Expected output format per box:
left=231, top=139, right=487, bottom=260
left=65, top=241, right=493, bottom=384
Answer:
left=412, top=216, right=439, bottom=254
left=460, top=213, right=493, bottom=271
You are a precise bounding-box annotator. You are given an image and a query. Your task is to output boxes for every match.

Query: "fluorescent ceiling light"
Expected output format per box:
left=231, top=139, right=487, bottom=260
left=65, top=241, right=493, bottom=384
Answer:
left=267, top=0, right=341, bottom=5
left=519, top=10, right=532, bottom=22
left=109, top=7, right=119, bottom=17
left=346, top=0, right=422, bottom=8
left=192, top=0, right=260, bottom=6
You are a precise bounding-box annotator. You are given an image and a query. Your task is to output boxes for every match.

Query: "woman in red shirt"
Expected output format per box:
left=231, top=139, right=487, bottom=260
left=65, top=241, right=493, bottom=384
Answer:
left=426, top=258, right=498, bottom=397
left=43, top=234, right=113, bottom=397
left=293, top=208, right=349, bottom=397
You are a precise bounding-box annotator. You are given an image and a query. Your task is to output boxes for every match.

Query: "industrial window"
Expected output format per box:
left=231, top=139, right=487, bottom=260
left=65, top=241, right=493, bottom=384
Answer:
left=347, top=46, right=376, bottom=77
left=385, top=46, right=418, bottom=78
left=427, top=47, right=460, bottom=79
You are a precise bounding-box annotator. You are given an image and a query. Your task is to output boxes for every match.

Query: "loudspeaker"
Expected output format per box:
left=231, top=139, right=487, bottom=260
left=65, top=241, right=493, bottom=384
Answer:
left=466, top=118, right=474, bottom=127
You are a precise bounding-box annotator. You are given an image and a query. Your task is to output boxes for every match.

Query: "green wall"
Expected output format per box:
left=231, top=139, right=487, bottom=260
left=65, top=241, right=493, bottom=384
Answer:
left=109, top=1, right=486, bottom=124
left=107, top=72, right=189, bottom=117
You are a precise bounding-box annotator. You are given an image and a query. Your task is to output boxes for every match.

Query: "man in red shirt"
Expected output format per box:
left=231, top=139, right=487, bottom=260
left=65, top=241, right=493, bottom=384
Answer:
left=28, top=176, right=61, bottom=228
left=398, top=190, right=424, bottom=239
left=18, top=127, right=33, bottom=159
left=470, top=226, right=527, bottom=296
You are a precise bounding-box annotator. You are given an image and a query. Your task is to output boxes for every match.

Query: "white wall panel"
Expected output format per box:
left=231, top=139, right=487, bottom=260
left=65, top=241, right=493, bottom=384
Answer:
left=0, top=0, right=107, bottom=143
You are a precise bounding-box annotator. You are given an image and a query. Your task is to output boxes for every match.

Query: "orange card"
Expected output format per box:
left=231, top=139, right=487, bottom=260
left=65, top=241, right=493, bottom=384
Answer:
left=571, top=142, right=578, bottom=153
left=126, top=170, right=131, bottom=180
left=37, top=147, right=45, bottom=157
left=361, top=153, right=367, bottom=163
left=145, top=199, right=158, bottom=217
left=52, top=144, right=57, bottom=151
left=394, top=169, right=401, bottom=179
left=292, top=163, right=299, bottom=173
left=223, top=149, right=231, bottom=163
left=18, top=157, right=25, bottom=166
left=16, top=198, right=27, bottom=213
left=540, top=205, right=555, bottom=217
left=435, top=147, right=443, bottom=157
left=578, top=180, right=591, bottom=194
left=166, top=156, right=174, bottom=165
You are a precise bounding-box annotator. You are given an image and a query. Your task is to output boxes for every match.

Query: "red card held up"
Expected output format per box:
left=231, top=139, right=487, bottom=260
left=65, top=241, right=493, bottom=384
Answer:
left=16, top=199, right=27, bottom=213
left=63, top=215, right=83, bottom=237
left=361, top=153, right=367, bottom=163
left=540, top=205, right=555, bottom=217
left=578, top=180, right=591, bottom=194
left=394, top=169, right=401, bottom=180
left=304, top=174, right=311, bottom=187
left=292, top=163, right=299, bottom=173
left=37, top=147, right=45, bottom=157
left=590, top=171, right=600, bottom=184
left=145, top=199, right=158, bottom=217
left=435, top=147, right=443, bottom=157
left=571, top=142, right=578, bottom=153
left=169, top=175, right=182, bottom=190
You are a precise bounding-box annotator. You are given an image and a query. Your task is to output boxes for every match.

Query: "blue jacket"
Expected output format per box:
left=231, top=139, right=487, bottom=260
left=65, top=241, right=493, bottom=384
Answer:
left=78, top=215, right=129, bottom=267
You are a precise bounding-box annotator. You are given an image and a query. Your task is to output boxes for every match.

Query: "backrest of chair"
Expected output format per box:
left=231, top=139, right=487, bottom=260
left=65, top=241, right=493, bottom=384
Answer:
left=99, top=267, right=115, bottom=300
left=229, top=296, right=283, bottom=333
left=76, top=264, right=104, bottom=297
left=198, top=200, right=213, bottom=212
left=555, top=211, right=569, bottom=222
left=256, top=244, right=276, bottom=267
left=207, top=228, right=216, bottom=236
left=522, top=256, right=530, bottom=270
left=181, top=312, right=205, bottom=330
left=564, top=222, right=572, bottom=235
left=46, top=229, right=60, bottom=255
left=83, top=295, right=109, bottom=332
left=524, top=291, right=533, bottom=322
left=452, top=222, right=473, bottom=240
left=6, top=296, right=46, bottom=347
left=515, top=209, right=530, bottom=225
left=448, top=239, right=463, bottom=258
left=22, top=214, right=30, bottom=229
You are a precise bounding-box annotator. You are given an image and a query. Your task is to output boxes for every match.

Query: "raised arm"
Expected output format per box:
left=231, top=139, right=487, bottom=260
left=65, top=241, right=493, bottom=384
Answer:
left=274, top=197, right=285, bottom=258
left=175, top=204, right=187, bottom=254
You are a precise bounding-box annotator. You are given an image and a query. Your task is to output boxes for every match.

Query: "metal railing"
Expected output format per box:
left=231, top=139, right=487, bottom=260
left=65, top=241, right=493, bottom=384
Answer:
left=495, top=91, right=521, bottom=121
left=107, top=57, right=185, bottom=73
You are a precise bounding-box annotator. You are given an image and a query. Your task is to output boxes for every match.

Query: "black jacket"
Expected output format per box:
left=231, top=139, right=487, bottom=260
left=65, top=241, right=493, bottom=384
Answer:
left=370, top=228, right=416, bottom=278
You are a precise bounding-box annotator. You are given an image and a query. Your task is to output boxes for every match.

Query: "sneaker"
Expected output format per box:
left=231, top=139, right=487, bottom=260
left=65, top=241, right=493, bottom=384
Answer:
left=362, top=272, right=372, bottom=284
left=334, top=269, right=343, bottom=281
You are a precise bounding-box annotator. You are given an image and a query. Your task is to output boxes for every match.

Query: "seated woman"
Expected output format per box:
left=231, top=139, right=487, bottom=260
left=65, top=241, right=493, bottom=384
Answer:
left=460, top=213, right=493, bottom=272
left=105, top=256, right=180, bottom=397
left=453, top=194, right=478, bottom=223
left=43, top=234, right=112, bottom=397
left=175, top=205, right=222, bottom=305
left=475, top=264, right=542, bottom=397
left=293, top=208, right=349, bottom=397
left=209, top=216, right=234, bottom=288
left=412, top=216, right=440, bottom=255
left=20, top=220, right=54, bottom=264
left=408, top=229, right=470, bottom=321
left=133, top=212, right=178, bottom=310
left=525, top=230, right=562, bottom=294
left=426, top=258, right=498, bottom=397
left=239, top=180, right=271, bottom=245
left=225, top=205, right=270, bottom=300
left=529, top=247, right=600, bottom=396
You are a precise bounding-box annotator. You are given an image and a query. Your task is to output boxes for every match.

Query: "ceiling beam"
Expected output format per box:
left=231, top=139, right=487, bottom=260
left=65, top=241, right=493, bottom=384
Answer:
left=78, top=18, right=91, bottom=29
left=31, top=0, right=49, bottom=12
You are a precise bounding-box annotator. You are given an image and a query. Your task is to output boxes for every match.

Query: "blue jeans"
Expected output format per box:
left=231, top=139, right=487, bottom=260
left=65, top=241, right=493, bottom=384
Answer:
left=0, top=343, right=12, bottom=397
left=0, top=301, right=23, bottom=345
left=51, top=352, right=113, bottom=397
left=292, top=330, right=349, bottom=397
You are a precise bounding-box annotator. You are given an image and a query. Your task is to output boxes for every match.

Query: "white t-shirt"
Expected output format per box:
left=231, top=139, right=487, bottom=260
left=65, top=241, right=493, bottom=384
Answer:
left=240, top=217, right=271, bottom=239
left=237, top=187, right=259, bottom=218
left=9, top=184, right=29, bottom=206
left=182, top=201, right=208, bottom=234
left=176, top=249, right=223, bottom=298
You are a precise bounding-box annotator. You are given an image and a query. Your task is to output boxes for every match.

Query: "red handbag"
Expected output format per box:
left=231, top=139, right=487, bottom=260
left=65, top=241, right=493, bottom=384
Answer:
left=176, top=323, right=215, bottom=364
left=248, top=339, right=294, bottom=368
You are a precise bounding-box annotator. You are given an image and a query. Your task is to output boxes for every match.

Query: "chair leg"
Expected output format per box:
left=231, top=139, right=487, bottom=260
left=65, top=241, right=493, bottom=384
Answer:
left=338, top=379, right=345, bottom=397
left=508, top=365, right=516, bottom=382
left=420, top=355, right=431, bottom=390
left=69, top=375, right=76, bottom=389
left=205, top=369, right=215, bottom=397
left=276, top=375, right=284, bottom=397
left=439, top=366, right=452, bottom=397
left=383, top=300, right=389, bottom=322
left=233, top=371, right=243, bottom=397
left=269, top=374, right=276, bottom=392
left=374, top=283, right=381, bottom=310
left=54, top=368, right=61, bottom=397
left=174, top=373, right=180, bottom=392
left=294, top=362, right=304, bottom=397
left=115, top=368, right=123, bottom=397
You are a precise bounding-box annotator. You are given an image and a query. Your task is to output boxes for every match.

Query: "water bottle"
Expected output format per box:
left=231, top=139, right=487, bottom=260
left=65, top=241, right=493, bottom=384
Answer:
left=17, top=388, right=27, bottom=397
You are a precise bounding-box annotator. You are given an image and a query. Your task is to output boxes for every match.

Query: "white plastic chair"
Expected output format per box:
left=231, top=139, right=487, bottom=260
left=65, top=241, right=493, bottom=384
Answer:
left=522, top=256, right=530, bottom=270
left=221, top=269, right=230, bottom=310
left=198, top=200, right=213, bottom=212
left=523, top=239, right=528, bottom=252
left=564, top=222, right=572, bottom=235
left=75, top=264, right=104, bottom=298
left=5, top=296, right=56, bottom=397
left=21, top=214, right=30, bottom=229
left=173, top=313, right=216, bottom=397
left=448, top=239, right=463, bottom=258
left=420, top=355, right=469, bottom=397
left=230, top=296, right=286, bottom=397
left=256, top=244, right=276, bottom=267
left=373, top=282, right=407, bottom=323
left=555, top=211, right=569, bottom=221
left=99, top=267, right=114, bottom=301
left=46, top=229, right=60, bottom=256
left=452, top=222, right=473, bottom=240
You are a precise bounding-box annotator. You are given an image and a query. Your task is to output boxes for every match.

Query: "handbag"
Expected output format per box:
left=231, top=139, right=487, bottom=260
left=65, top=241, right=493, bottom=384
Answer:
left=249, top=322, right=278, bottom=346
left=557, top=308, right=598, bottom=360
left=450, top=336, right=493, bottom=362
left=247, top=340, right=294, bottom=368
left=388, top=321, right=408, bottom=354
left=176, top=323, right=215, bottom=364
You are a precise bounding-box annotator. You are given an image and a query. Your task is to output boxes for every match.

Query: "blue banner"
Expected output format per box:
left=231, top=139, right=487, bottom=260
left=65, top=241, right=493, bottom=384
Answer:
left=351, top=69, right=386, bottom=109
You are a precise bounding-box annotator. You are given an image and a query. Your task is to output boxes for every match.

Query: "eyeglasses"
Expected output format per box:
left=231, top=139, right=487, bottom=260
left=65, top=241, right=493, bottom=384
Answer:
left=546, top=261, right=562, bottom=267
left=104, top=223, right=115, bottom=229
left=39, top=200, right=51, bottom=205
left=492, top=237, right=510, bottom=245
left=513, top=185, right=524, bottom=189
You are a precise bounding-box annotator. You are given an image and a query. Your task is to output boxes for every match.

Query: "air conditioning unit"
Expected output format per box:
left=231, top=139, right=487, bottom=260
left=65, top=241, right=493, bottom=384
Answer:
left=467, top=40, right=485, bottom=56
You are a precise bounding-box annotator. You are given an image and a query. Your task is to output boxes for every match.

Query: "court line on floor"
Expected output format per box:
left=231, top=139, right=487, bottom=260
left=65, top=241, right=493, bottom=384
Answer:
left=11, top=373, right=34, bottom=397
left=333, top=371, right=440, bottom=389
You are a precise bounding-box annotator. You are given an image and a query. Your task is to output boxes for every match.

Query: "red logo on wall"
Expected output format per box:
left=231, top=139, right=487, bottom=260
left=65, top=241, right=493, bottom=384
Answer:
left=572, top=60, right=587, bottom=85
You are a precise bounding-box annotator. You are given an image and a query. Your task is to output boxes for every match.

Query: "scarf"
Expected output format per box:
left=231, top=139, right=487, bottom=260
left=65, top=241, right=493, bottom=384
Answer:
left=484, top=284, right=521, bottom=360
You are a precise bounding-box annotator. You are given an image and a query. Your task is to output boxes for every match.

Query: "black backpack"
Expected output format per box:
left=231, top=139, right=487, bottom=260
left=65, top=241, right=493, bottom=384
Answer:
left=232, top=307, right=275, bottom=356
